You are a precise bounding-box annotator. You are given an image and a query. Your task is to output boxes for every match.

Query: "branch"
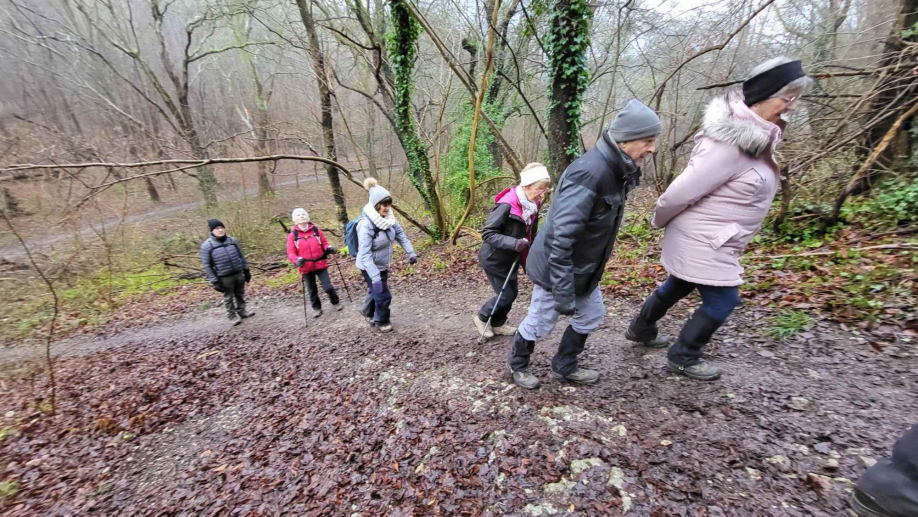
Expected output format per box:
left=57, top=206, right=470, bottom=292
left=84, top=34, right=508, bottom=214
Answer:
left=696, top=70, right=879, bottom=90
left=652, top=0, right=778, bottom=108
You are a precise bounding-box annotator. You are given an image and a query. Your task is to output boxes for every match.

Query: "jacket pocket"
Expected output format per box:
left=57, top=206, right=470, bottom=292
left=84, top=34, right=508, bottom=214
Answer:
left=710, top=222, right=742, bottom=250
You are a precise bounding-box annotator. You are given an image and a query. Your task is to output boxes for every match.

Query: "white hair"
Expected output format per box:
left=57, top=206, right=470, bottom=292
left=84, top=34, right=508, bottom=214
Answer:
left=291, top=207, right=309, bottom=223
left=748, top=56, right=813, bottom=100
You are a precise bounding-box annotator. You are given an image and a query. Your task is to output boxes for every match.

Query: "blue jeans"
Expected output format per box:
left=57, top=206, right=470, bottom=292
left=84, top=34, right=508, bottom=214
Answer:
left=646, top=276, right=740, bottom=365
left=656, top=276, right=739, bottom=323
left=361, top=270, right=391, bottom=324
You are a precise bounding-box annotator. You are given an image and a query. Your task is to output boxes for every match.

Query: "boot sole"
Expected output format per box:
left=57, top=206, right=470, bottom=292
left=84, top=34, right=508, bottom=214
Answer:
left=624, top=328, right=669, bottom=349
left=231, top=319, right=242, bottom=326
left=666, top=361, right=721, bottom=381
left=550, top=371, right=599, bottom=385
left=849, top=491, right=896, bottom=517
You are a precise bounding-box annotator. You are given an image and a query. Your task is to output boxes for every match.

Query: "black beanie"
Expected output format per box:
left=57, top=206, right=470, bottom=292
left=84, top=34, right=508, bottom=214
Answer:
left=208, top=219, right=225, bottom=232
left=742, top=60, right=806, bottom=107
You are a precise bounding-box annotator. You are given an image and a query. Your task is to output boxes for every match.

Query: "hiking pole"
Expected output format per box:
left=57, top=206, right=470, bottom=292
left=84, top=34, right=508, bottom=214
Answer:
left=478, top=257, right=520, bottom=344
left=332, top=253, right=353, bottom=303
left=300, top=274, right=309, bottom=327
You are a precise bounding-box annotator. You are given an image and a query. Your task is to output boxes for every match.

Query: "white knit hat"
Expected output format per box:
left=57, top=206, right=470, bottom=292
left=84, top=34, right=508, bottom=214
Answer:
left=520, top=165, right=551, bottom=186
left=364, top=177, right=392, bottom=206
left=291, top=207, right=309, bottom=223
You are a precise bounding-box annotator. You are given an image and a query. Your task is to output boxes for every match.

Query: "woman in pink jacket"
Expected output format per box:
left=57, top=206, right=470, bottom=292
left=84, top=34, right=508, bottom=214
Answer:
left=287, top=208, right=341, bottom=317
left=626, top=57, right=812, bottom=381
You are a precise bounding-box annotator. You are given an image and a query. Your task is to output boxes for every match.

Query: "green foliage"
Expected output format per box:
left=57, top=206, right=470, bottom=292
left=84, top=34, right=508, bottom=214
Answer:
left=841, top=176, right=918, bottom=230
left=267, top=269, right=300, bottom=288
left=0, top=427, right=16, bottom=440
left=902, top=21, right=918, bottom=39
left=766, top=309, right=813, bottom=340
left=0, top=480, right=19, bottom=500
left=443, top=100, right=500, bottom=195
left=545, top=0, right=592, bottom=156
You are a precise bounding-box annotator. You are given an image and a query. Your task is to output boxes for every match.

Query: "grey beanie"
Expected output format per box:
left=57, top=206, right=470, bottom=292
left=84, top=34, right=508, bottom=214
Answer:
left=364, top=177, right=392, bottom=207
left=607, top=99, right=662, bottom=142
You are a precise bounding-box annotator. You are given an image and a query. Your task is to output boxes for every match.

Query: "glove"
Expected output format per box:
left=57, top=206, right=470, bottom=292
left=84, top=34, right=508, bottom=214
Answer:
left=296, top=258, right=306, bottom=268
left=554, top=297, right=575, bottom=316
left=325, top=246, right=338, bottom=256
left=371, top=281, right=384, bottom=294
left=514, top=238, right=530, bottom=254
left=244, top=268, right=251, bottom=283
left=408, top=254, right=418, bottom=265
left=212, top=282, right=225, bottom=293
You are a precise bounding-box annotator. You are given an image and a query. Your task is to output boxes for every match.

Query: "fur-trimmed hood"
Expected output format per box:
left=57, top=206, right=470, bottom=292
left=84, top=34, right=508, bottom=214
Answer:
left=701, top=89, right=782, bottom=157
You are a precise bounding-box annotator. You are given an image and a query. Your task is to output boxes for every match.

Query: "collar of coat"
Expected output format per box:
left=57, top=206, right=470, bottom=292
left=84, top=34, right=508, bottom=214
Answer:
left=702, top=89, right=783, bottom=157
left=595, top=131, right=640, bottom=185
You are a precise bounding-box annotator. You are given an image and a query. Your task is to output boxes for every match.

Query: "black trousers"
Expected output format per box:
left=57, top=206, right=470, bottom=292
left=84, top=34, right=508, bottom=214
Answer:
left=477, top=271, right=518, bottom=327
left=218, top=271, right=246, bottom=316
left=303, top=269, right=339, bottom=310
left=857, top=421, right=918, bottom=514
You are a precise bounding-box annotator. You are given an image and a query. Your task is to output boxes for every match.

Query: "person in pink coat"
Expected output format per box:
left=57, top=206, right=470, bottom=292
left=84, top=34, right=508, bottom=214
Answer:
left=287, top=208, right=341, bottom=317
left=625, top=57, right=812, bottom=381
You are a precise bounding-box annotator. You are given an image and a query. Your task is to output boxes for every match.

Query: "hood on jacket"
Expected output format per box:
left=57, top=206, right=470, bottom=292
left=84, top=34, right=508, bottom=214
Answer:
left=702, top=89, right=782, bottom=157
left=596, top=132, right=641, bottom=190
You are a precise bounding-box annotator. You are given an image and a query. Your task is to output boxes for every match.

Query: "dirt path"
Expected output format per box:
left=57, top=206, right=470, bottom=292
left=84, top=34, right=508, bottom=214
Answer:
left=1, top=268, right=914, bottom=515
left=0, top=164, right=399, bottom=261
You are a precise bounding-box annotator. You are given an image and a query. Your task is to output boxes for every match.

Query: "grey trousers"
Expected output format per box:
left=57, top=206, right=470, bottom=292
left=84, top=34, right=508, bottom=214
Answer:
left=517, top=285, right=605, bottom=341
left=219, top=271, right=246, bottom=316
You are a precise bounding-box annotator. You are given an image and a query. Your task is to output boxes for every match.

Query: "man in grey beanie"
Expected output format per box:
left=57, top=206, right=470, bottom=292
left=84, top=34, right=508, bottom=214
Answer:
left=507, top=99, right=661, bottom=389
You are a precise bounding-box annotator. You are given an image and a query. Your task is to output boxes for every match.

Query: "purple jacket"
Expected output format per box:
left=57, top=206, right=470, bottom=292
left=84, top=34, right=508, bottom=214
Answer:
left=652, top=93, right=782, bottom=286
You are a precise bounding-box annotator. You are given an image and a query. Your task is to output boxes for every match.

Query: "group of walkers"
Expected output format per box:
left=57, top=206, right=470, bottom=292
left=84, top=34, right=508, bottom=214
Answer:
left=197, top=56, right=917, bottom=516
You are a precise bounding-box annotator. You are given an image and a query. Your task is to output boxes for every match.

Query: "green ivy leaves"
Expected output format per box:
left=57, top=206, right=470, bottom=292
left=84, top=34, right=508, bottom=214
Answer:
left=545, top=0, right=592, bottom=156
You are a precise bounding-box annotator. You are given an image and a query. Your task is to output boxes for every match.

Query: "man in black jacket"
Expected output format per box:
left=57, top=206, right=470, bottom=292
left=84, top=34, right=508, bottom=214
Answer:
left=200, top=219, right=255, bottom=326
left=507, top=100, right=661, bottom=389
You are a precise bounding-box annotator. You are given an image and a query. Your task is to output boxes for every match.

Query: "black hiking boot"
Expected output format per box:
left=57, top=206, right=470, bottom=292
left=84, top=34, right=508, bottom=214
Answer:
left=849, top=434, right=918, bottom=517
left=625, top=326, right=672, bottom=349
left=551, top=368, right=600, bottom=384
left=667, top=359, right=721, bottom=381
left=667, top=310, right=725, bottom=381
left=239, top=309, right=256, bottom=319
left=510, top=368, right=540, bottom=390
left=626, top=291, right=675, bottom=348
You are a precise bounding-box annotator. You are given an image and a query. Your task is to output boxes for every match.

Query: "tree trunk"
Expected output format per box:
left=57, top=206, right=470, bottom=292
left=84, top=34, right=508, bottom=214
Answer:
left=859, top=0, right=918, bottom=177
left=297, top=0, right=350, bottom=232
left=545, top=0, right=592, bottom=180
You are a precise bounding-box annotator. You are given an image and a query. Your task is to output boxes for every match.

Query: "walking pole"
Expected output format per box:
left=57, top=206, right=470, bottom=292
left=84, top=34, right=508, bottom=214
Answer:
left=478, top=257, right=520, bottom=344
left=332, top=253, right=353, bottom=303
left=300, top=273, right=309, bottom=327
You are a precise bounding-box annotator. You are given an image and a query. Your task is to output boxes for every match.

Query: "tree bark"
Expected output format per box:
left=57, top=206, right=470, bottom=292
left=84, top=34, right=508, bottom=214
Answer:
left=297, top=0, right=350, bottom=231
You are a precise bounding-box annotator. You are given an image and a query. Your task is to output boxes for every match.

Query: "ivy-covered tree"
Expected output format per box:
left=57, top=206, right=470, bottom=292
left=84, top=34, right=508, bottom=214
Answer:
left=389, top=0, right=446, bottom=237
left=545, top=0, right=592, bottom=179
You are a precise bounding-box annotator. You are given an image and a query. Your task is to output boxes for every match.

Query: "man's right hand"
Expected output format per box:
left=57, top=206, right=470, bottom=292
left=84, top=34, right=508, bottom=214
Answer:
left=212, top=282, right=225, bottom=293
left=296, top=258, right=306, bottom=268
left=554, top=297, right=575, bottom=316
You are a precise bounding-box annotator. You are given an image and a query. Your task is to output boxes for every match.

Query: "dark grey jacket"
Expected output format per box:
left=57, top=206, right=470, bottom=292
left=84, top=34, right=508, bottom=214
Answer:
left=200, top=235, right=248, bottom=283
left=526, top=133, right=640, bottom=306
left=478, top=203, right=539, bottom=280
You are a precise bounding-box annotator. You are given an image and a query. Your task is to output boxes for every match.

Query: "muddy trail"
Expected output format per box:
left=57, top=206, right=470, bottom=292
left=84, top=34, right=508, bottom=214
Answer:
left=0, top=164, right=399, bottom=261
left=1, top=259, right=916, bottom=516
